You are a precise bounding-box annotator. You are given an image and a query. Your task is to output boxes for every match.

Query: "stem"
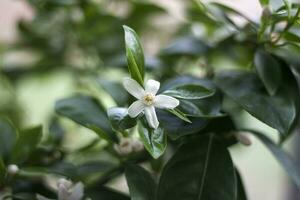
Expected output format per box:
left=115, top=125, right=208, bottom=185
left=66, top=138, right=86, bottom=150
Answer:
left=273, top=7, right=300, bottom=44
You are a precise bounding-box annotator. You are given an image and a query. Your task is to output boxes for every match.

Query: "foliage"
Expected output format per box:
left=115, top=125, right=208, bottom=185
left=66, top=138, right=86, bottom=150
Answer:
left=0, top=0, right=300, bottom=199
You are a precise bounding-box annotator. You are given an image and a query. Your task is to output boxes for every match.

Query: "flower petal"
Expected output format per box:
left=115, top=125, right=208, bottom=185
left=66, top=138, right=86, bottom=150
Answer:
left=68, top=183, right=84, bottom=200
left=128, top=100, right=145, bottom=117
left=123, top=77, right=145, bottom=99
left=154, top=95, right=180, bottom=109
left=145, top=106, right=159, bottom=129
left=145, top=79, right=160, bottom=95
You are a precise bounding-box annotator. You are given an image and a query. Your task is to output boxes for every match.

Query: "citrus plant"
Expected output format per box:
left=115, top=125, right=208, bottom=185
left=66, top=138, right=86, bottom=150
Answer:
left=0, top=0, right=300, bottom=199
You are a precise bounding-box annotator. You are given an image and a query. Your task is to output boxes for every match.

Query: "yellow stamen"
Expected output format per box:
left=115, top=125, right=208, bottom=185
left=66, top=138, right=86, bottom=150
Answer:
left=143, top=94, right=154, bottom=105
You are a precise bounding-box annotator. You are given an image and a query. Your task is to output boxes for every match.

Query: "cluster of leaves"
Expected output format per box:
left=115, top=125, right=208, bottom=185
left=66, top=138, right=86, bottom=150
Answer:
left=1, top=0, right=300, bottom=199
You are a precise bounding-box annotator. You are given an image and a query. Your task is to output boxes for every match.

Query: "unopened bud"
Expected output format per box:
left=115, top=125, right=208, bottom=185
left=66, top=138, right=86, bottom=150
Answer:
left=114, top=138, right=133, bottom=155
left=236, top=132, right=252, bottom=146
left=262, top=6, right=272, bottom=20
left=131, top=139, right=144, bottom=152
left=7, top=164, right=19, bottom=175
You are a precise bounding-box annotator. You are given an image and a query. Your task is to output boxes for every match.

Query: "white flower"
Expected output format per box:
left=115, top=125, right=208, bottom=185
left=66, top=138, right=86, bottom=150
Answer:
left=123, top=77, right=179, bottom=129
left=57, top=178, right=84, bottom=200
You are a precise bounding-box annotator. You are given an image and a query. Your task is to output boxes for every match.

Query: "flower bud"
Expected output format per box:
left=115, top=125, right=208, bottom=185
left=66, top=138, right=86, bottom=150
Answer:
left=262, top=6, right=272, bottom=21
left=131, top=139, right=144, bottom=152
left=114, top=138, right=133, bottom=155
left=7, top=164, right=19, bottom=175
left=236, top=132, right=252, bottom=146
left=57, top=178, right=84, bottom=200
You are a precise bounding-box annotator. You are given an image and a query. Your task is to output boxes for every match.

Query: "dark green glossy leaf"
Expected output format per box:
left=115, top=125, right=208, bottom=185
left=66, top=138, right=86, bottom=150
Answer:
left=138, top=122, right=166, bottom=159
left=158, top=110, right=209, bottom=140
left=125, top=164, right=156, bottom=200
left=77, top=161, right=117, bottom=178
left=55, top=95, right=117, bottom=142
left=0, top=118, right=17, bottom=160
left=166, top=108, right=192, bottom=123
left=107, top=107, right=137, bottom=132
left=11, top=125, right=42, bottom=164
left=283, top=32, right=300, bottom=43
left=157, top=135, right=237, bottom=200
left=273, top=46, right=300, bottom=74
left=85, top=186, right=130, bottom=200
left=246, top=129, right=300, bottom=190
left=215, top=71, right=296, bottom=134
left=163, top=84, right=215, bottom=100
left=254, top=49, right=282, bottom=95
left=98, top=80, right=129, bottom=106
left=123, top=25, right=145, bottom=86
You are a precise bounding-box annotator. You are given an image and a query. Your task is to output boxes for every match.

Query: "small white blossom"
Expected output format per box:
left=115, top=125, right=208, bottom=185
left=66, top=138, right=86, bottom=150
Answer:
left=7, top=164, right=19, bottom=175
left=131, top=138, right=144, bottom=152
left=123, top=77, right=180, bottom=129
left=114, top=137, right=144, bottom=155
left=114, top=137, right=133, bottom=155
left=57, top=178, right=84, bottom=200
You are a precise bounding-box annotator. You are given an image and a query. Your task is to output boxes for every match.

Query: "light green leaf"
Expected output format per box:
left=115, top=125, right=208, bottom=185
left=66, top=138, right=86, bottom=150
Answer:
left=157, top=135, right=237, bottom=200
left=259, top=0, right=269, bottom=6
left=55, top=95, right=117, bottom=143
left=163, top=84, right=215, bottom=100
left=11, top=125, right=42, bottom=164
left=107, top=107, right=137, bottom=132
left=125, top=164, right=157, bottom=200
left=138, top=122, right=166, bottom=159
left=166, top=108, right=192, bottom=123
left=254, top=49, right=282, bottom=95
left=123, top=25, right=145, bottom=86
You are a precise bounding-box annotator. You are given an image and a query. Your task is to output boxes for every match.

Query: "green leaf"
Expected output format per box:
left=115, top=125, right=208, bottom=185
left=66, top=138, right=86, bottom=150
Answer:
left=125, top=164, right=157, bottom=200
left=123, top=25, right=145, bottom=86
left=55, top=95, right=117, bottom=143
left=0, top=118, right=18, bottom=160
left=254, top=49, right=282, bottom=95
left=98, top=80, right=129, bottom=106
left=107, top=107, right=137, bottom=132
left=163, top=84, right=215, bottom=100
left=157, top=135, right=237, bottom=200
left=138, top=122, right=166, bottom=159
left=11, top=125, right=42, bottom=164
left=246, top=129, right=300, bottom=190
left=166, top=108, right=192, bottom=123
left=283, top=32, right=300, bottom=43
left=259, top=0, right=269, bottom=6
left=85, top=186, right=130, bottom=200
left=157, top=110, right=209, bottom=140
left=215, top=71, right=296, bottom=134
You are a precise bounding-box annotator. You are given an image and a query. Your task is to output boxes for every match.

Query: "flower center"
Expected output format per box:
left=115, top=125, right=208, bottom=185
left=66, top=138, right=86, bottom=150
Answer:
left=143, top=93, right=155, bottom=106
